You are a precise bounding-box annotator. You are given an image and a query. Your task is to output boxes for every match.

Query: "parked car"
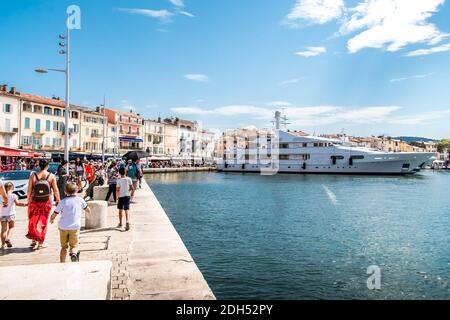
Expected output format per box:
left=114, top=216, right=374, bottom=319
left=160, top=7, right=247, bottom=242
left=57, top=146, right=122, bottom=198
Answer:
left=0, top=170, right=34, bottom=199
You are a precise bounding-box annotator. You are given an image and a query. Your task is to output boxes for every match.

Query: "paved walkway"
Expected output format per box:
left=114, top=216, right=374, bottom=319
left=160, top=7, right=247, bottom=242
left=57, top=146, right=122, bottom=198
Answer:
left=0, top=193, right=133, bottom=299
left=0, top=178, right=215, bottom=300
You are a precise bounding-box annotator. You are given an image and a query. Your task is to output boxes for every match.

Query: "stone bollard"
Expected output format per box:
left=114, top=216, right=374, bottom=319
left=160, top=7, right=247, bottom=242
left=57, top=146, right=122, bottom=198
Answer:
left=86, top=201, right=108, bottom=230
left=93, top=185, right=110, bottom=201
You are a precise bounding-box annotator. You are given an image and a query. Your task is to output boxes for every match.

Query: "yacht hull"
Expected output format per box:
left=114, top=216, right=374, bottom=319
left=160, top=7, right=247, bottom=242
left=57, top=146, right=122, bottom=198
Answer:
left=217, top=153, right=433, bottom=175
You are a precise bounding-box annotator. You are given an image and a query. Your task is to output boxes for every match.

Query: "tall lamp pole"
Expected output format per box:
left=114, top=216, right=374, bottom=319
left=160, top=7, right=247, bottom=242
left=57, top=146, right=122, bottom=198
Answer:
left=35, top=25, right=71, bottom=163
left=102, top=95, right=106, bottom=164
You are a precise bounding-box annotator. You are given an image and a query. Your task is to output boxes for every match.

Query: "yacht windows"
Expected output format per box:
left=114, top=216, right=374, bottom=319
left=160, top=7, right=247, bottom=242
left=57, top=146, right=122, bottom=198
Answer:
left=348, top=155, right=364, bottom=166
left=331, top=155, right=344, bottom=165
left=279, top=155, right=289, bottom=160
left=279, top=143, right=289, bottom=149
left=289, top=154, right=310, bottom=160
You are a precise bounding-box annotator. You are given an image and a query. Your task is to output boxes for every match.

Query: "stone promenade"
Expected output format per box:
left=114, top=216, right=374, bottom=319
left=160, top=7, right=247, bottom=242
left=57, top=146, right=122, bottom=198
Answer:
left=0, top=178, right=215, bottom=300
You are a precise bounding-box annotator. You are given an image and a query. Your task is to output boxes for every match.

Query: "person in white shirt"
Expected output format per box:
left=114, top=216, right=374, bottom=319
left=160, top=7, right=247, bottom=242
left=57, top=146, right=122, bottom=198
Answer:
left=116, top=166, right=134, bottom=231
left=1, top=182, right=27, bottom=249
left=50, top=183, right=91, bottom=263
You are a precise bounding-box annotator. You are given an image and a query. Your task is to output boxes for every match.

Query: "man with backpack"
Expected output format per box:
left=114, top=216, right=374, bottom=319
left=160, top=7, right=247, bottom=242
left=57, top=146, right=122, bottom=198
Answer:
left=125, top=159, right=139, bottom=202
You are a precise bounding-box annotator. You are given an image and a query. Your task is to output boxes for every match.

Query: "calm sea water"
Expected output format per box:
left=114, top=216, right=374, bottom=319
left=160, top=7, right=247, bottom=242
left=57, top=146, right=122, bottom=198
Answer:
left=146, top=171, right=450, bottom=300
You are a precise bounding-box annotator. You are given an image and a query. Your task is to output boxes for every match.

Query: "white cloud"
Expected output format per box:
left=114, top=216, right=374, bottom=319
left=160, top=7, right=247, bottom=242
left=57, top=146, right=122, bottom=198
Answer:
left=169, top=0, right=184, bottom=7
left=118, top=8, right=173, bottom=23
left=284, top=0, right=344, bottom=27
left=185, top=74, right=209, bottom=82
left=405, top=43, right=450, bottom=57
left=267, top=101, right=292, bottom=107
left=390, top=72, right=435, bottom=82
left=180, top=11, right=195, bottom=17
left=388, top=109, right=450, bottom=125
left=279, top=78, right=300, bottom=86
left=172, top=105, right=274, bottom=118
left=171, top=104, right=404, bottom=126
left=296, top=46, right=327, bottom=57
left=173, top=103, right=450, bottom=127
left=340, top=0, right=447, bottom=53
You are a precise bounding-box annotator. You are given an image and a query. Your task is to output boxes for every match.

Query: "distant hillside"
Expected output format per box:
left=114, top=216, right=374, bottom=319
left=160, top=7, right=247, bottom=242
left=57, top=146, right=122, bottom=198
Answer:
left=394, top=136, right=438, bottom=143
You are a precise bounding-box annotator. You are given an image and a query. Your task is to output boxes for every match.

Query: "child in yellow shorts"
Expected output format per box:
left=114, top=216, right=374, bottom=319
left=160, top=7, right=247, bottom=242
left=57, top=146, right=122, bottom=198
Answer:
left=51, top=183, right=91, bottom=263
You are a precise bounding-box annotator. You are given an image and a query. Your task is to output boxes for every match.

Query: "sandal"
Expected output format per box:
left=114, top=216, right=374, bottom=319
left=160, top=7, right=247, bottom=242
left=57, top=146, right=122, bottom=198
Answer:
left=30, top=241, right=37, bottom=247
left=125, top=223, right=131, bottom=231
left=5, top=240, right=12, bottom=248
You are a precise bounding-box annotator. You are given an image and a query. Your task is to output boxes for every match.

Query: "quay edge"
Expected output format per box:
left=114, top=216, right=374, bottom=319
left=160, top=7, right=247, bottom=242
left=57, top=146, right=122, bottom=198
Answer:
left=127, top=178, right=216, bottom=300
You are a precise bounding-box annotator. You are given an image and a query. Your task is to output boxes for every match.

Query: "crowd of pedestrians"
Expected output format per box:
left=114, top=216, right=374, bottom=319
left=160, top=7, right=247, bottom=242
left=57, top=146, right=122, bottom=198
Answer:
left=0, top=157, right=145, bottom=263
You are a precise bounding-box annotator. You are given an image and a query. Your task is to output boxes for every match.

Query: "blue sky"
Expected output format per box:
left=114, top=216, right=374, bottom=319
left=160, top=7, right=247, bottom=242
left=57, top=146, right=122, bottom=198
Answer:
left=1, top=0, right=450, bottom=138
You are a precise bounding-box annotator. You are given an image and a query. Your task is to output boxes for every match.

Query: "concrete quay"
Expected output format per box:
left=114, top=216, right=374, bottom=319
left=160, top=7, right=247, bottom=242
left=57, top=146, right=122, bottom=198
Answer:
left=0, top=178, right=215, bottom=300
left=143, top=167, right=216, bottom=174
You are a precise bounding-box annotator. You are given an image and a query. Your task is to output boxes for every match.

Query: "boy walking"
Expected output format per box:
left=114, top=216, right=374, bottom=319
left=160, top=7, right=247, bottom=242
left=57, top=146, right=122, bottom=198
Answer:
left=50, top=183, right=91, bottom=263
left=116, top=167, right=134, bottom=231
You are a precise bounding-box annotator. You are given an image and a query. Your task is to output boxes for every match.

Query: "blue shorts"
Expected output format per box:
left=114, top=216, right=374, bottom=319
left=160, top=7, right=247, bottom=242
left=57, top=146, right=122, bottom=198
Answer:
left=117, top=196, right=131, bottom=210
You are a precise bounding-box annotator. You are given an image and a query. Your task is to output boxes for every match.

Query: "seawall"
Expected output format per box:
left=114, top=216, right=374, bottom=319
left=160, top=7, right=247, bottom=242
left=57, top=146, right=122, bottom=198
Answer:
left=143, top=167, right=216, bottom=174
left=127, top=178, right=216, bottom=299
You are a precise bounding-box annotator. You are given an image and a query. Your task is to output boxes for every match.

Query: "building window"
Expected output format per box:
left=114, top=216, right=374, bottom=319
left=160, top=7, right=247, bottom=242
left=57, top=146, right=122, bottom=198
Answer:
left=85, top=128, right=89, bottom=136
left=3, top=104, right=12, bottom=113
left=73, top=124, right=79, bottom=133
left=24, top=117, right=30, bottom=129
left=72, top=139, right=77, bottom=148
left=22, top=103, right=32, bottom=112
left=33, top=137, right=42, bottom=147
left=44, top=107, right=52, bottom=115
left=45, top=137, right=51, bottom=146
left=35, top=119, right=41, bottom=133
left=22, top=136, right=32, bottom=145
left=54, top=109, right=62, bottom=116
left=53, top=138, right=62, bottom=147
left=4, top=135, right=10, bottom=146
left=33, top=105, right=42, bottom=113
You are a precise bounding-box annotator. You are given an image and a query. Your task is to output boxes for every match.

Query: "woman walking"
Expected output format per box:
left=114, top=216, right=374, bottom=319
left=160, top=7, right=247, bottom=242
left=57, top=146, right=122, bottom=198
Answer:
left=105, top=161, right=118, bottom=204
left=74, top=158, right=85, bottom=193
left=26, top=159, right=60, bottom=250
left=57, top=160, right=70, bottom=200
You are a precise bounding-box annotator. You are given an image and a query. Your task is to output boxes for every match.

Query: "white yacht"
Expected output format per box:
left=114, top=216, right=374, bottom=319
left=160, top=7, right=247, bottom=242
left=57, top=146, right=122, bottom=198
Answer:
left=217, top=112, right=435, bottom=175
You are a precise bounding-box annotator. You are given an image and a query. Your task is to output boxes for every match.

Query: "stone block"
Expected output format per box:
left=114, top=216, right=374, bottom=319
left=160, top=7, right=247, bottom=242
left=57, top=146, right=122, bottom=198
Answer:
left=86, top=201, right=108, bottom=230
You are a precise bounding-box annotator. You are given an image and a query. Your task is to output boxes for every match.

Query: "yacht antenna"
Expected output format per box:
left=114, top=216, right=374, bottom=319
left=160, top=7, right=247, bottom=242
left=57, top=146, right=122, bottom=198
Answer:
left=280, top=107, right=291, bottom=130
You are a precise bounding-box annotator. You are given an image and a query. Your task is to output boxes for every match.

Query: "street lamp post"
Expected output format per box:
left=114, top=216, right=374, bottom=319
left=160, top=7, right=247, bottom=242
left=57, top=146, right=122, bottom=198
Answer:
left=35, top=24, right=70, bottom=163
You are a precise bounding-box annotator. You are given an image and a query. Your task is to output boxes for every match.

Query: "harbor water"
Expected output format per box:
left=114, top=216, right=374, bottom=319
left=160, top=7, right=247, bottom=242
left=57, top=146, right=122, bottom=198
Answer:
left=146, top=171, right=450, bottom=300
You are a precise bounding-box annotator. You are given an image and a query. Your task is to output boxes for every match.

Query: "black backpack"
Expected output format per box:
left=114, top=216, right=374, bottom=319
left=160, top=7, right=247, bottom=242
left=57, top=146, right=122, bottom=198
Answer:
left=32, top=173, right=51, bottom=202
left=97, top=175, right=105, bottom=186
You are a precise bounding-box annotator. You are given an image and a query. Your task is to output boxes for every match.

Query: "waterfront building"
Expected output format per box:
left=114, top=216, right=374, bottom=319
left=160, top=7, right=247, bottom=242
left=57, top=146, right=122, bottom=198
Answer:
left=143, top=118, right=165, bottom=156
left=162, top=118, right=179, bottom=157
left=79, top=107, right=107, bottom=154
left=19, top=93, right=82, bottom=153
left=410, top=141, right=437, bottom=153
left=177, top=119, right=199, bottom=159
left=103, top=108, right=144, bottom=153
left=105, top=122, right=119, bottom=156
left=0, top=85, right=20, bottom=148
left=199, top=129, right=216, bottom=161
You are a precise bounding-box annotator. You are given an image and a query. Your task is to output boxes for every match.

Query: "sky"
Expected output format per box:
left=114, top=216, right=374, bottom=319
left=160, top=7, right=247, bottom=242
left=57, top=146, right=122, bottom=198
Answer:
left=1, top=0, right=450, bottom=138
